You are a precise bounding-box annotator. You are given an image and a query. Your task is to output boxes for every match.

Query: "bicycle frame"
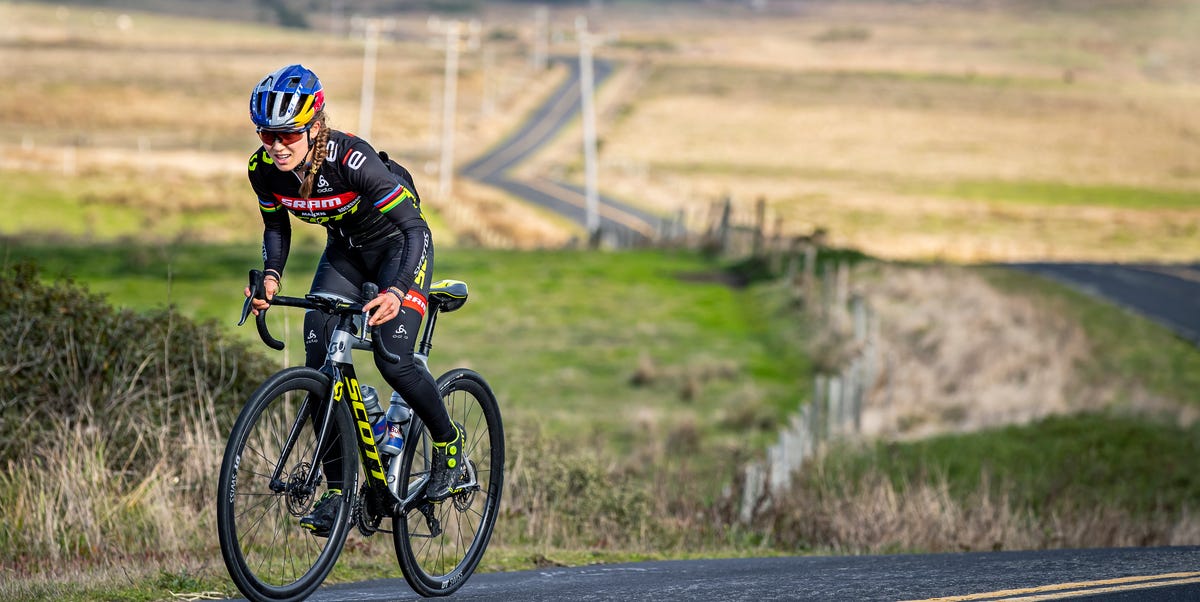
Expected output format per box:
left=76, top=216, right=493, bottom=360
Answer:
left=263, top=310, right=390, bottom=499
left=254, top=284, right=446, bottom=515
left=225, top=270, right=497, bottom=600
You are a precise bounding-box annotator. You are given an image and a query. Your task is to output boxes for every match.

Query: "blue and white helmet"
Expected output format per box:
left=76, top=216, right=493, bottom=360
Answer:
left=249, top=64, right=326, bottom=131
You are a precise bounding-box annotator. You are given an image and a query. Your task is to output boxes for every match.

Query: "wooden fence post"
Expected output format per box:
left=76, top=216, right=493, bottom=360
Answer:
left=804, top=241, right=817, bottom=308
left=753, top=196, right=766, bottom=258
left=719, top=195, right=732, bottom=256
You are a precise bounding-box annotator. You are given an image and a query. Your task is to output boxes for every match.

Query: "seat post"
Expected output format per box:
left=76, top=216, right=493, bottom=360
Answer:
left=418, top=304, right=440, bottom=357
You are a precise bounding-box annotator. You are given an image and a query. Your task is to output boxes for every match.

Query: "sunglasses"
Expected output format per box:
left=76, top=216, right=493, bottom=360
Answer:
left=257, top=127, right=309, bottom=146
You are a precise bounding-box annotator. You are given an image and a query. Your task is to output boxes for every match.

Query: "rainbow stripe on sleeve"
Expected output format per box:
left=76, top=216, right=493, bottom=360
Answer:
left=374, top=184, right=415, bottom=214
left=259, top=197, right=282, bottom=212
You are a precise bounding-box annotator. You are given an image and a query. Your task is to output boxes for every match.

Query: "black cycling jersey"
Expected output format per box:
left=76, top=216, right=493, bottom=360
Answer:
left=246, top=129, right=456, bottom=465
left=247, top=129, right=427, bottom=294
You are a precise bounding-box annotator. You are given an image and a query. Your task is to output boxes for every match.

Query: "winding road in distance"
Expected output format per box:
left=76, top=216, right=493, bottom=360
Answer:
left=460, top=57, right=665, bottom=247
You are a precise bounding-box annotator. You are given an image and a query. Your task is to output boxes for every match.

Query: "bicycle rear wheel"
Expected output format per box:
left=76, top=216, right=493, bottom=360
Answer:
left=393, top=368, right=505, bottom=597
left=217, top=367, right=358, bottom=602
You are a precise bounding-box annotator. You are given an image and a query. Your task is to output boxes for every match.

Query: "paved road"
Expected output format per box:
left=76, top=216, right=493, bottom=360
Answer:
left=1009, top=262, right=1200, bottom=345
left=262, top=546, right=1200, bottom=601
left=460, top=58, right=666, bottom=247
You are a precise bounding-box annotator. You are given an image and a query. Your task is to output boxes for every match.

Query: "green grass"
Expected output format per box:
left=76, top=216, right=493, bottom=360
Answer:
left=928, top=179, right=1200, bottom=210
left=1, top=240, right=273, bottom=326
left=0, top=170, right=265, bottom=243
left=8, top=241, right=1200, bottom=595
left=646, top=160, right=1200, bottom=211
left=0, top=239, right=809, bottom=473
left=821, top=412, right=1200, bottom=518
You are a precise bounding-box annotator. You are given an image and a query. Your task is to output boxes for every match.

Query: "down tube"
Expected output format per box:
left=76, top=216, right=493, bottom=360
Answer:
left=340, top=369, right=390, bottom=487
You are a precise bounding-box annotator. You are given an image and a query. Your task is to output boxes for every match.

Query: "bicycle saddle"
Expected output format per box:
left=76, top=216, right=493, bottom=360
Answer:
left=429, top=280, right=468, bottom=313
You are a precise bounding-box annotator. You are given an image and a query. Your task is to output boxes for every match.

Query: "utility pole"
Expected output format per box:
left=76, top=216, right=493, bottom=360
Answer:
left=358, top=18, right=379, bottom=140
left=425, top=17, right=478, bottom=198
left=329, top=0, right=344, bottom=36
left=353, top=16, right=397, bottom=140
left=481, top=45, right=495, bottom=118
left=439, top=20, right=461, bottom=199
left=531, top=6, right=549, bottom=71
left=576, top=16, right=600, bottom=242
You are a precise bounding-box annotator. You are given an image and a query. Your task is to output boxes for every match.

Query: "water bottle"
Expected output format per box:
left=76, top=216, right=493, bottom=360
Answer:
left=360, top=385, right=387, bottom=447
left=379, top=391, right=413, bottom=456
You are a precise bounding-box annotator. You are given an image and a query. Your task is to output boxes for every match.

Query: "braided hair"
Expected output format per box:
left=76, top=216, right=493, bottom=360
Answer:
left=298, top=111, right=330, bottom=199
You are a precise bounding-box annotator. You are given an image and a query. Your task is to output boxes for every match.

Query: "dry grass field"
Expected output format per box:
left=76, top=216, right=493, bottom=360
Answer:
left=545, top=0, right=1200, bottom=262
left=0, top=1, right=574, bottom=246
left=3, top=1, right=1198, bottom=260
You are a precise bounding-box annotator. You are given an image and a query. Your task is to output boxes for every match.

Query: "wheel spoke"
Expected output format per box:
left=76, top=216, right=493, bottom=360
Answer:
left=218, top=368, right=354, bottom=598
left=394, top=370, right=504, bottom=596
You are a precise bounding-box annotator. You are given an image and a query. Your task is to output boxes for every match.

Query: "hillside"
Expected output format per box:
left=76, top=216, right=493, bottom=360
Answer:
left=4, top=1, right=1198, bottom=259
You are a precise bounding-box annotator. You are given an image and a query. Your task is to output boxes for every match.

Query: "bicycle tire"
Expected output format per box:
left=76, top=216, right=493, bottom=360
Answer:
left=393, top=368, right=505, bottom=597
left=217, top=367, right=359, bottom=602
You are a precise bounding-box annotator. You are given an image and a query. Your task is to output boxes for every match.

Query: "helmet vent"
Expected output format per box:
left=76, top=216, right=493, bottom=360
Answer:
left=249, top=64, right=324, bottom=130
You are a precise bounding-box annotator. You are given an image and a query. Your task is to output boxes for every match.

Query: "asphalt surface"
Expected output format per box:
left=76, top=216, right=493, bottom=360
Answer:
left=251, top=546, right=1200, bottom=601
left=1009, top=262, right=1200, bottom=346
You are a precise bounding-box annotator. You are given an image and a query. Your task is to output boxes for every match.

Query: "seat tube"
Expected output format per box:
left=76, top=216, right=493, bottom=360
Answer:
left=418, top=306, right=440, bottom=357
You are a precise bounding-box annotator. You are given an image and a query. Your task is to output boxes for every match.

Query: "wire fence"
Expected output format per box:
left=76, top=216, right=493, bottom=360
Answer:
left=739, top=286, right=875, bottom=523
left=671, top=194, right=877, bottom=524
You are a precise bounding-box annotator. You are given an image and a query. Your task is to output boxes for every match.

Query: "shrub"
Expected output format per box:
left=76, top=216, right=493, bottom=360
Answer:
left=0, top=261, right=271, bottom=465
left=0, top=261, right=276, bottom=565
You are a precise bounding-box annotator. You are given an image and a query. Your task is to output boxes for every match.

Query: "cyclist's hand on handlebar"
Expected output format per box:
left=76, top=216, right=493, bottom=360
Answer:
left=243, top=276, right=279, bottom=316
left=363, top=289, right=401, bottom=327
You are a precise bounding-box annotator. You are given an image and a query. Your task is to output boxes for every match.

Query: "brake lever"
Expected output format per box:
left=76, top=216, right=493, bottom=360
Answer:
left=361, top=282, right=379, bottom=340
left=238, top=269, right=264, bottom=326
left=360, top=282, right=401, bottom=364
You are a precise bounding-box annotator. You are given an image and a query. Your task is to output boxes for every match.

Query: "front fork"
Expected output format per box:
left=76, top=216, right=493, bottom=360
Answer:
left=267, top=367, right=344, bottom=498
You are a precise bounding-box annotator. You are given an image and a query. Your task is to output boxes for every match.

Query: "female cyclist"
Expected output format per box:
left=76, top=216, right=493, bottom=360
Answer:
left=242, top=64, right=467, bottom=535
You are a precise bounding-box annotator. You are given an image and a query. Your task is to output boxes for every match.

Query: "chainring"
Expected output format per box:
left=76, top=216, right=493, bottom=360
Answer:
left=354, top=484, right=390, bottom=536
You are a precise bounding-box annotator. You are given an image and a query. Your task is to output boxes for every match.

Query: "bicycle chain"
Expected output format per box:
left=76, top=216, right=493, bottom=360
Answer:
left=354, top=484, right=399, bottom=536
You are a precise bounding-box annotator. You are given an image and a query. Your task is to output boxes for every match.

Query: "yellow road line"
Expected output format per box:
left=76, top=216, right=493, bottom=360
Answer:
left=1000, top=576, right=1200, bottom=601
left=902, top=572, right=1200, bottom=602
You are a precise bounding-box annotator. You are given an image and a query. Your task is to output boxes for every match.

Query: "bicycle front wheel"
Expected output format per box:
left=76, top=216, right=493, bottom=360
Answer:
left=217, top=367, right=359, bottom=602
left=393, top=368, right=505, bottom=597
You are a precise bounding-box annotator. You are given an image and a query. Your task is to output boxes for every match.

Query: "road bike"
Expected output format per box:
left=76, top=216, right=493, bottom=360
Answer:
left=217, top=270, right=504, bottom=600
